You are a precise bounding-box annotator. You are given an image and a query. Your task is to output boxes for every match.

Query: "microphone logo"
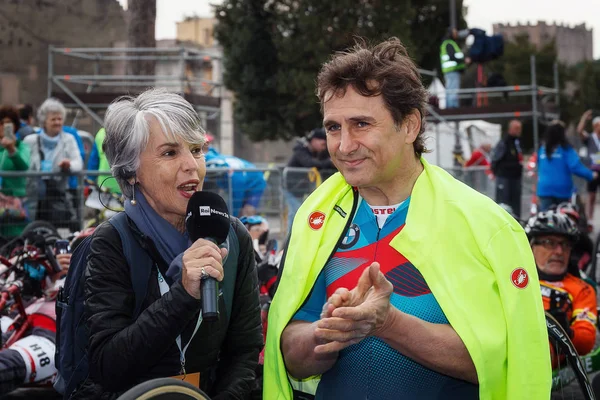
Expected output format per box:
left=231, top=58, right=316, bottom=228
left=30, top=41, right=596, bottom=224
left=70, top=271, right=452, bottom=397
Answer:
left=199, top=206, right=211, bottom=216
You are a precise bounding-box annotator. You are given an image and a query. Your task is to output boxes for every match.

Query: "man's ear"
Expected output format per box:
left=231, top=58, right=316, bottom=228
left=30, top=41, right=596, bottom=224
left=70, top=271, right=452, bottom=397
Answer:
left=403, top=110, right=422, bottom=145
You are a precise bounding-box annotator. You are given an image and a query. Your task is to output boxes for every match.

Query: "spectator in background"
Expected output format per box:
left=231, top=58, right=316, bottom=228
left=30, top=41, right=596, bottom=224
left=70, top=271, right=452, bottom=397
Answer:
left=0, top=105, right=30, bottom=238
left=17, top=104, right=35, bottom=139
left=87, top=128, right=121, bottom=193
left=61, top=125, right=87, bottom=230
left=492, top=120, right=523, bottom=218
left=537, top=121, right=595, bottom=211
left=464, top=142, right=493, bottom=197
left=440, top=28, right=471, bottom=109
left=288, top=128, right=334, bottom=171
left=285, top=128, right=335, bottom=231
left=23, top=98, right=82, bottom=228
left=577, top=110, right=600, bottom=221
left=464, top=142, right=492, bottom=172
left=203, top=134, right=267, bottom=217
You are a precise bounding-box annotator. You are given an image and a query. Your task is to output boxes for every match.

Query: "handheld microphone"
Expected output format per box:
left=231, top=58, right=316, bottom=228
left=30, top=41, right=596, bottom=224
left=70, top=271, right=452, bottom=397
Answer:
left=185, top=191, right=231, bottom=321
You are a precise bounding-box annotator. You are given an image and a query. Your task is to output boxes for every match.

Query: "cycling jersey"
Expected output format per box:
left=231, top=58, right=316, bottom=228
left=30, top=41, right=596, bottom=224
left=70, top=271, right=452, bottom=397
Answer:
left=264, top=159, right=551, bottom=400
left=540, top=274, right=597, bottom=356
left=294, top=198, right=477, bottom=399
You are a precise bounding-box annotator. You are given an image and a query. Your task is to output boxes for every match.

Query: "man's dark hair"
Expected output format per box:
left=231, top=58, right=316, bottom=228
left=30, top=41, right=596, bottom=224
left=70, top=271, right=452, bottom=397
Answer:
left=19, top=104, right=33, bottom=121
left=317, top=37, right=428, bottom=156
left=0, top=105, right=21, bottom=132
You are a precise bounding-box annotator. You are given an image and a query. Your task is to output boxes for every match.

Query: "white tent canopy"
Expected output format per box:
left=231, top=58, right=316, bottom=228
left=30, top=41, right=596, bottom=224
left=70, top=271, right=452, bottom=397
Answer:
left=422, top=120, right=502, bottom=169
left=428, top=77, right=446, bottom=110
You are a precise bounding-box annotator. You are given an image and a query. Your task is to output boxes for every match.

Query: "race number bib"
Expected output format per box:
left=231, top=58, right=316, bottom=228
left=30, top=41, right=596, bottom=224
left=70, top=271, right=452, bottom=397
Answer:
left=10, top=335, right=56, bottom=383
left=591, top=153, right=600, bottom=166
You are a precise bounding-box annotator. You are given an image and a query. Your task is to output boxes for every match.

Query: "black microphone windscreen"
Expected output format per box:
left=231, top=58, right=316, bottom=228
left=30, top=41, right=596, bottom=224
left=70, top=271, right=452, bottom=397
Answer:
left=186, top=191, right=231, bottom=244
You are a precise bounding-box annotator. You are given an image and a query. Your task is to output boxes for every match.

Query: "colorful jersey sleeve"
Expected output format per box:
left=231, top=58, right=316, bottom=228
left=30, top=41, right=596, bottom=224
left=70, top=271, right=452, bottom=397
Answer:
left=293, top=271, right=326, bottom=323
left=570, top=279, right=597, bottom=355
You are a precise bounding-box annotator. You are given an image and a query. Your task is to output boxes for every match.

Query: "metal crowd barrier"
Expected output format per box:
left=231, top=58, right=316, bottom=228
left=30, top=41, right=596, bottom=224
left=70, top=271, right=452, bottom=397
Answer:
left=2, top=165, right=556, bottom=240
left=0, top=168, right=286, bottom=239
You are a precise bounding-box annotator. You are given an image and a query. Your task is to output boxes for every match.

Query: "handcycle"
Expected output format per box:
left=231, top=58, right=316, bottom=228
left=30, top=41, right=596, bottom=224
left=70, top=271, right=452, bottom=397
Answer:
left=116, top=377, right=210, bottom=400
left=0, top=229, right=64, bottom=396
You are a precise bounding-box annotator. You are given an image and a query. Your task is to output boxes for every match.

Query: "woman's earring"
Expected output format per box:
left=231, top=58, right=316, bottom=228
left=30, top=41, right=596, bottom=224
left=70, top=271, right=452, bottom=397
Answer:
left=130, top=181, right=137, bottom=206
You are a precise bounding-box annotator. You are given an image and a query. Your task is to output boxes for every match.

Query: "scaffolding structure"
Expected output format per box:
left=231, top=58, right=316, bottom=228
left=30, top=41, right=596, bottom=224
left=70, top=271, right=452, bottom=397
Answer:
left=48, top=47, right=560, bottom=166
left=47, top=46, right=224, bottom=128
left=422, top=55, right=561, bottom=166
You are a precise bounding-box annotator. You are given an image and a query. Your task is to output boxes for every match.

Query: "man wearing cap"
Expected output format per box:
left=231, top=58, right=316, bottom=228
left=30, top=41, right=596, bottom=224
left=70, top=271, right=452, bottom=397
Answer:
left=577, top=110, right=600, bottom=221
left=287, top=128, right=334, bottom=171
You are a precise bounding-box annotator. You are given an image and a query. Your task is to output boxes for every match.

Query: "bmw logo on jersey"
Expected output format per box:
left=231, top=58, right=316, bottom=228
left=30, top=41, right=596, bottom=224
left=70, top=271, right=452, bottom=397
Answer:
left=340, top=223, right=360, bottom=249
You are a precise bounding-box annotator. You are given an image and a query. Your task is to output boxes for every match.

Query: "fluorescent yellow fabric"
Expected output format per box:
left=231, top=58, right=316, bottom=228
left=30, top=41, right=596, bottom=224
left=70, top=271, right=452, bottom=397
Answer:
left=264, top=158, right=551, bottom=399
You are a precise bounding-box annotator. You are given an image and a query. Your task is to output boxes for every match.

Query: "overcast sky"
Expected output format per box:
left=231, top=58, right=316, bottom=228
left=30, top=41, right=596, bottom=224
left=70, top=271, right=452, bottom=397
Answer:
left=118, top=0, right=599, bottom=58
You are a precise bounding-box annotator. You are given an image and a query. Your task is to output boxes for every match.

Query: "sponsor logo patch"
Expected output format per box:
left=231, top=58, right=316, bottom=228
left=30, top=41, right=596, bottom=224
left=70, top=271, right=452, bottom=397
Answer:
left=511, top=268, right=529, bottom=289
left=340, top=224, right=360, bottom=249
left=308, top=211, right=326, bottom=230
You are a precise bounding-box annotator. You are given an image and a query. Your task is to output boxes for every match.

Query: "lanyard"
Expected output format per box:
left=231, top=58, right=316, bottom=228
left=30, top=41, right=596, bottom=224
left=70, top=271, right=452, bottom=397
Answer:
left=157, top=269, right=203, bottom=375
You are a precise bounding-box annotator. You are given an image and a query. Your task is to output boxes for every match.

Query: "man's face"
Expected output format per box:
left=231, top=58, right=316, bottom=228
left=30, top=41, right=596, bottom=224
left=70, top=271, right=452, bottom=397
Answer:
left=508, top=121, right=522, bottom=137
left=310, top=138, right=327, bottom=153
left=531, top=234, right=572, bottom=276
left=323, top=85, right=419, bottom=188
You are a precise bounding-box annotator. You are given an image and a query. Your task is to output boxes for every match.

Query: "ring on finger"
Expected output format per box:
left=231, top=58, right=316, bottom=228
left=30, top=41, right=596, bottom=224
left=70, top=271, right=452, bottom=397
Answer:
left=201, top=267, right=209, bottom=279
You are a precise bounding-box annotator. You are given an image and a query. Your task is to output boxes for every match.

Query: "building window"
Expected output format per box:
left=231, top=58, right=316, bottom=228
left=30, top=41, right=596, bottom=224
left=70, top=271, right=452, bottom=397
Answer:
left=204, top=28, right=210, bottom=45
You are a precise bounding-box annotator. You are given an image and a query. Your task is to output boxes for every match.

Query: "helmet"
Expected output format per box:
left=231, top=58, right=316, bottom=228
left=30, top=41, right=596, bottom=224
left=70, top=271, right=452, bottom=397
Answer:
left=555, top=202, right=580, bottom=223
left=524, top=210, right=579, bottom=241
left=239, top=215, right=267, bottom=227
left=498, top=203, right=517, bottom=219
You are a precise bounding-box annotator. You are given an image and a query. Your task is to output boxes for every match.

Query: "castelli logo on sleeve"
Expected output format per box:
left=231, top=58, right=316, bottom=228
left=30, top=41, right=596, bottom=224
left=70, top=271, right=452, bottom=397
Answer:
left=308, top=211, right=326, bottom=230
left=511, top=268, right=529, bottom=289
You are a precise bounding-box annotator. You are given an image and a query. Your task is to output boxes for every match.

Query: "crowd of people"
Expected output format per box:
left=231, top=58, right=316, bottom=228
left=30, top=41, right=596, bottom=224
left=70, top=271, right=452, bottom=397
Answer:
left=0, top=35, right=598, bottom=400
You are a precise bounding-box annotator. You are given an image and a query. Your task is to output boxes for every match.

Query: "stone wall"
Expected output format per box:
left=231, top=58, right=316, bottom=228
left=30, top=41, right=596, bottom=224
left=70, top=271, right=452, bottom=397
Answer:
left=493, top=21, right=593, bottom=66
left=0, top=0, right=126, bottom=112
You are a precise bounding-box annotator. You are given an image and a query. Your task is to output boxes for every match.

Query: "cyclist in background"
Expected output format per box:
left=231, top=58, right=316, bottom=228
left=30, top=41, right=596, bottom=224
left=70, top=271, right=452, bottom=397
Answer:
left=554, top=202, right=594, bottom=274
left=525, top=210, right=597, bottom=361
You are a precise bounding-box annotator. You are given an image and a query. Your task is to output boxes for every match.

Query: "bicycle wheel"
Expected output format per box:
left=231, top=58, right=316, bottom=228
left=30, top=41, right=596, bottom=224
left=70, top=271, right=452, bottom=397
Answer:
left=20, top=221, right=61, bottom=245
left=116, top=378, right=210, bottom=400
left=547, top=312, right=595, bottom=400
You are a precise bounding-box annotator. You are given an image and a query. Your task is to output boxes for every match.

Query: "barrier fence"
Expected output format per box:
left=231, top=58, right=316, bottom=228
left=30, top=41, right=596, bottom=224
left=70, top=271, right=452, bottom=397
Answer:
left=0, top=166, right=568, bottom=240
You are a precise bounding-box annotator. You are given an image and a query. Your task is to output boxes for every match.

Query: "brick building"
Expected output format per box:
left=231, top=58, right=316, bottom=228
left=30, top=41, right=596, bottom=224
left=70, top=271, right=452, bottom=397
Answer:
left=493, top=21, right=593, bottom=66
left=0, top=0, right=126, bottom=110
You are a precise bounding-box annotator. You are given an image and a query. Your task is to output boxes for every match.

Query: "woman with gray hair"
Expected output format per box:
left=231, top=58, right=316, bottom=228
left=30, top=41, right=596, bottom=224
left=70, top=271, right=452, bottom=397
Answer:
left=72, top=88, right=262, bottom=399
left=23, top=98, right=82, bottom=227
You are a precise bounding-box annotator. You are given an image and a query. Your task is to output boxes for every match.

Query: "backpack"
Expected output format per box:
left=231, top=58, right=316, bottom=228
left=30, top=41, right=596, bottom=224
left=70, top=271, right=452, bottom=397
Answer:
left=54, top=212, right=240, bottom=399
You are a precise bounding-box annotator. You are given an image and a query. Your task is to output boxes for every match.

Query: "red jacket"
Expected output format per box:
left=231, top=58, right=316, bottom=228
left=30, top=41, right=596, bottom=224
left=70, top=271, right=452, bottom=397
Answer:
left=465, top=148, right=492, bottom=176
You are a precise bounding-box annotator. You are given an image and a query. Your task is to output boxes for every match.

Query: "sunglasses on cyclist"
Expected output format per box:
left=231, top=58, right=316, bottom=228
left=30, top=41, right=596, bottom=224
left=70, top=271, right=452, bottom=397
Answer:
left=533, top=238, right=573, bottom=251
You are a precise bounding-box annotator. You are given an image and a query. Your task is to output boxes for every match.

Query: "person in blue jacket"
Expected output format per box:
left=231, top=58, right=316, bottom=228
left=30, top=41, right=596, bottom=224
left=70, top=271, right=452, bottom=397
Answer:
left=537, top=121, right=597, bottom=211
left=203, top=134, right=267, bottom=217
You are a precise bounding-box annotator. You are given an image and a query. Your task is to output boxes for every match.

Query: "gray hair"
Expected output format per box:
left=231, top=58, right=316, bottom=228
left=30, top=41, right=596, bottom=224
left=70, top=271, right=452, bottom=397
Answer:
left=103, top=88, right=206, bottom=199
left=37, top=98, right=66, bottom=127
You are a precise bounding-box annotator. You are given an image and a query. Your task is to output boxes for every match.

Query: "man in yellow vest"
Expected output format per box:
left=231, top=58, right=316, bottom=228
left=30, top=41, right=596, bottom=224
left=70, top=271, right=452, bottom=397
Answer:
left=264, top=37, right=550, bottom=400
left=93, top=128, right=121, bottom=193
left=440, top=28, right=471, bottom=108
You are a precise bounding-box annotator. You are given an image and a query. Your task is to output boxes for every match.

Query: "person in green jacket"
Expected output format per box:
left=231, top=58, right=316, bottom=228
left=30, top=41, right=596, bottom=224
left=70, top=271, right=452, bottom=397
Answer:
left=0, top=105, right=31, bottom=238
left=94, top=127, right=121, bottom=193
left=264, top=38, right=550, bottom=400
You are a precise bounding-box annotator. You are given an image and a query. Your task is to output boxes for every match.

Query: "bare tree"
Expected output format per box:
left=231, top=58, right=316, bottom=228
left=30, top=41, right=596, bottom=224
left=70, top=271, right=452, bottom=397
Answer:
left=126, top=0, right=157, bottom=76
